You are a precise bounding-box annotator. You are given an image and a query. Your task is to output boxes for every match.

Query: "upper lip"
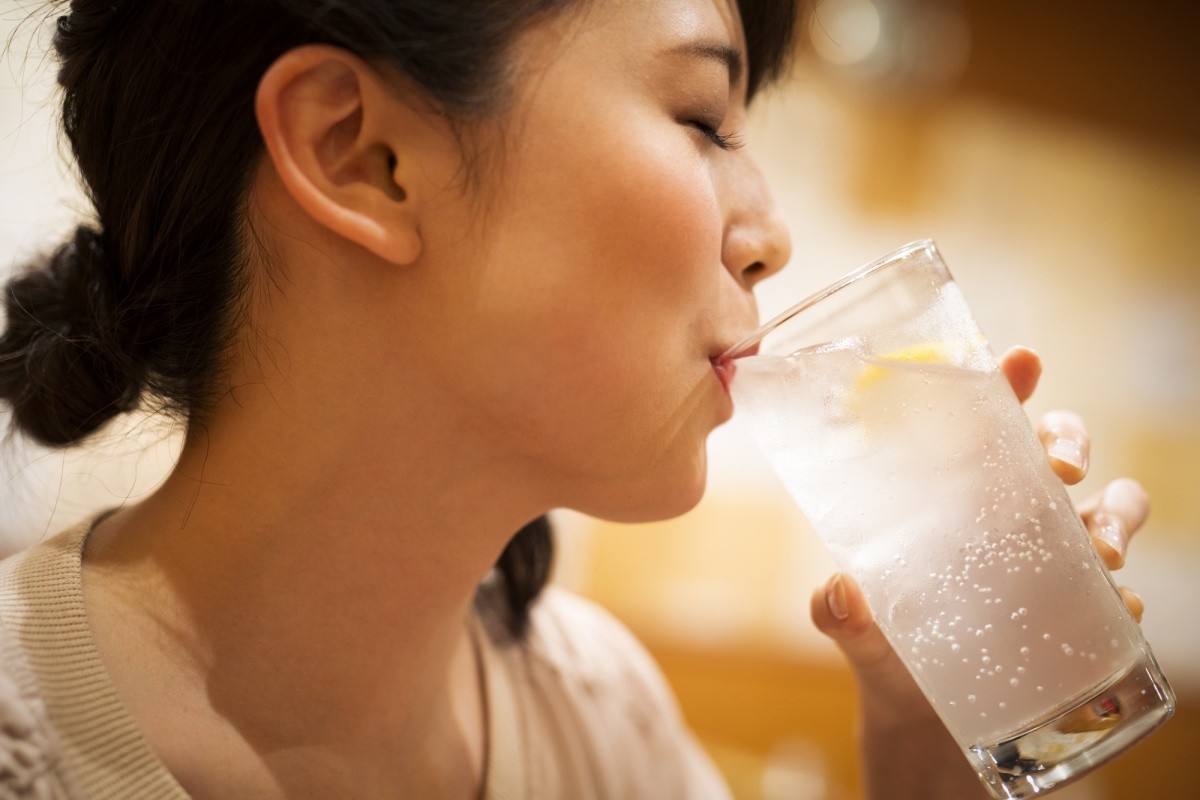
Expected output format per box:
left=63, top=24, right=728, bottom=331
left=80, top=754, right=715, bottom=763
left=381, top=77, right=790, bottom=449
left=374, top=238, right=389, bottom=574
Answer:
left=710, top=338, right=760, bottom=365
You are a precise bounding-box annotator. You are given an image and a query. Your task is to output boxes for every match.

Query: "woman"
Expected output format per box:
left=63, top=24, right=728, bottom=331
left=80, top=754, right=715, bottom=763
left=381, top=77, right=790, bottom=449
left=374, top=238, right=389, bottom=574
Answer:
left=0, top=0, right=1147, bottom=797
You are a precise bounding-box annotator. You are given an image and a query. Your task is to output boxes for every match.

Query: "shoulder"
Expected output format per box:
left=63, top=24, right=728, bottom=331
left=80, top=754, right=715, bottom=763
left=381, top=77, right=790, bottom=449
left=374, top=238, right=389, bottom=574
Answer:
left=521, top=587, right=677, bottom=706
left=0, top=612, right=74, bottom=798
left=488, top=587, right=731, bottom=799
left=0, top=526, right=89, bottom=798
left=0, top=525, right=87, bottom=645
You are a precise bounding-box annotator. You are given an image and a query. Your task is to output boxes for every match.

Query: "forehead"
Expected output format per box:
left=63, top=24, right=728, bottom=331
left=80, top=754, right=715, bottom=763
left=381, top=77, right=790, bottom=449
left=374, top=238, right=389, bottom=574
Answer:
left=634, top=0, right=743, bottom=42
left=561, top=0, right=746, bottom=63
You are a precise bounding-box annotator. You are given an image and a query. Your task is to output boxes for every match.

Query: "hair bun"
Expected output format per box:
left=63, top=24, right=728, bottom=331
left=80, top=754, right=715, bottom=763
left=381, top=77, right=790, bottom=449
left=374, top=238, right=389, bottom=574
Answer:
left=0, top=225, right=142, bottom=446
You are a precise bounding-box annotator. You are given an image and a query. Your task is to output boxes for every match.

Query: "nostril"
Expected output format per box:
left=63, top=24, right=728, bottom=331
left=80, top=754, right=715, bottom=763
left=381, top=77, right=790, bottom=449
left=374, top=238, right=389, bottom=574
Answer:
left=741, top=261, right=769, bottom=287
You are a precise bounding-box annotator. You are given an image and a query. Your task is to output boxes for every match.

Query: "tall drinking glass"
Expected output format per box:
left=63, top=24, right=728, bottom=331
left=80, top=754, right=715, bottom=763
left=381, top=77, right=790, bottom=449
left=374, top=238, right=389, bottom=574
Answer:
left=726, top=240, right=1174, bottom=798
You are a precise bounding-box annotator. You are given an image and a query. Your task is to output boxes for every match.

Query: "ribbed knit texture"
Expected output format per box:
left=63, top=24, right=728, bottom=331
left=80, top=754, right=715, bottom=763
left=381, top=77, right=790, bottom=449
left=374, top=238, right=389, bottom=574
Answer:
left=0, top=524, right=190, bottom=799
left=0, top=523, right=730, bottom=799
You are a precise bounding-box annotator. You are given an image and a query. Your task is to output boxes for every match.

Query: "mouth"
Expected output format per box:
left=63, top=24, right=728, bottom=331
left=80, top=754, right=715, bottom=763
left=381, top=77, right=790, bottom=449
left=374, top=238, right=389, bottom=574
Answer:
left=709, top=341, right=760, bottom=394
left=710, top=356, right=736, bottom=394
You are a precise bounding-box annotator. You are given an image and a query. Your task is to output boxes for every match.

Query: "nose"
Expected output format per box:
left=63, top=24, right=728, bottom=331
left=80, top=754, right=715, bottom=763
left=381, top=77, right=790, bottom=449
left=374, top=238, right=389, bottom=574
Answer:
left=720, top=156, right=792, bottom=291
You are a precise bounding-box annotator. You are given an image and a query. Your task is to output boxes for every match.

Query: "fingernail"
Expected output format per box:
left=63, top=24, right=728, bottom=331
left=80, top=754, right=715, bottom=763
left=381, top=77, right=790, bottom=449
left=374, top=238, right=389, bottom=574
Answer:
left=1048, top=437, right=1087, bottom=471
left=1093, top=512, right=1127, bottom=562
left=826, top=575, right=849, bottom=621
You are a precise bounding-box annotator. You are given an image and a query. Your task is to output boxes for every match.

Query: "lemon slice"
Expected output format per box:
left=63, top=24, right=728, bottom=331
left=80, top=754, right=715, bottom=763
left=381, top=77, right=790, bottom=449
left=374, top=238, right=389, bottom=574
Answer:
left=854, top=331, right=984, bottom=393
left=856, top=341, right=956, bottom=392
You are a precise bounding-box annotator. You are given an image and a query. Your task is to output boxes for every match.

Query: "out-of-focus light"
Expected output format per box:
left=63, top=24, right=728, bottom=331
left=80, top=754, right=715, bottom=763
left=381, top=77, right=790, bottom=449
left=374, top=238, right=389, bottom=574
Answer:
left=899, top=3, right=971, bottom=87
left=761, top=740, right=829, bottom=800
left=809, top=0, right=972, bottom=93
left=811, top=0, right=883, bottom=66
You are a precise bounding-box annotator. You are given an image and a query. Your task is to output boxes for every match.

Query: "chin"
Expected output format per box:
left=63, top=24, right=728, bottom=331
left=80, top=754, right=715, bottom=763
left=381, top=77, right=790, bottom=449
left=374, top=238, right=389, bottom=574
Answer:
left=582, top=451, right=710, bottom=524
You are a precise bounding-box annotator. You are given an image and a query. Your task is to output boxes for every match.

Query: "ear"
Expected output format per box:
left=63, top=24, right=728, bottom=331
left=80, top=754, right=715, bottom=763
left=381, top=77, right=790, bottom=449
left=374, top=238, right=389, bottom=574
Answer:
left=255, top=45, right=435, bottom=266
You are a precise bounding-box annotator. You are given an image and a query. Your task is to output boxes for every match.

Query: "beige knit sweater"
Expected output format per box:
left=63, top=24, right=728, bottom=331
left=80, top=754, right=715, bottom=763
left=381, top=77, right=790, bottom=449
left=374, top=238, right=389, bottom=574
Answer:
left=0, top=522, right=729, bottom=799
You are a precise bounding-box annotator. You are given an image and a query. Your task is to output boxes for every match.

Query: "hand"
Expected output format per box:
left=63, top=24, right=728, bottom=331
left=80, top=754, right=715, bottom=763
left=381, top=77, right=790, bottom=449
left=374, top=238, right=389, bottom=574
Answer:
left=809, top=346, right=1150, bottom=798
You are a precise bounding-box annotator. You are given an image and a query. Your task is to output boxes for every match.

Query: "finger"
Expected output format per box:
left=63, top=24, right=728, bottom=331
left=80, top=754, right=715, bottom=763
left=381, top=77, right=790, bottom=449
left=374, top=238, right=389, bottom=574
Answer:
left=1120, top=587, right=1144, bottom=623
left=1080, top=478, right=1150, bottom=570
left=810, top=573, right=894, bottom=669
left=1037, top=410, right=1090, bottom=484
left=1000, top=346, right=1042, bottom=404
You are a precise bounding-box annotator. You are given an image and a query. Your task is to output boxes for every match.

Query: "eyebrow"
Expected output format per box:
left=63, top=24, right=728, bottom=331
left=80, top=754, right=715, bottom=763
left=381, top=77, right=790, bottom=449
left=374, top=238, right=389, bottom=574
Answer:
left=661, top=40, right=744, bottom=87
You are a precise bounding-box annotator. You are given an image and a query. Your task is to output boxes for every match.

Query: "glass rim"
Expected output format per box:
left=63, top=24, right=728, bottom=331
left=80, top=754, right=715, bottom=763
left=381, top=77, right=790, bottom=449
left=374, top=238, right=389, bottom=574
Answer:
left=721, top=237, right=939, bottom=361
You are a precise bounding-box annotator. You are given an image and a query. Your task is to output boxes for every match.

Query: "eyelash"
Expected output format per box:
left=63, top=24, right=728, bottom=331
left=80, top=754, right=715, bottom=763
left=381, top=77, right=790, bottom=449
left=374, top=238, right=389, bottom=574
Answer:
left=690, top=120, right=744, bottom=152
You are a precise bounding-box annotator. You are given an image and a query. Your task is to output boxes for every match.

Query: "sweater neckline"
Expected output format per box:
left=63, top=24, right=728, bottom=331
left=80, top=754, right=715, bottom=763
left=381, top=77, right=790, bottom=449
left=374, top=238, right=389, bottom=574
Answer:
left=8, top=517, right=513, bottom=799
left=3, top=520, right=191, bottom=798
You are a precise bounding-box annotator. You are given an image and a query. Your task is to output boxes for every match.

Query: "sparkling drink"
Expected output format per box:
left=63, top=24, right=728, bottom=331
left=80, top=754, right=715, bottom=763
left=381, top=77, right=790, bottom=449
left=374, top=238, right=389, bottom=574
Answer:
left=728, top=241, right=1174, bottom=798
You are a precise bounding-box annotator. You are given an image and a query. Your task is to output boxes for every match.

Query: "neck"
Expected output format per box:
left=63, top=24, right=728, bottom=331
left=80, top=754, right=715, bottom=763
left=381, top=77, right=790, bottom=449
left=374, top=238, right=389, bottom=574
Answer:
left=85, top=373, right=544, bottom=795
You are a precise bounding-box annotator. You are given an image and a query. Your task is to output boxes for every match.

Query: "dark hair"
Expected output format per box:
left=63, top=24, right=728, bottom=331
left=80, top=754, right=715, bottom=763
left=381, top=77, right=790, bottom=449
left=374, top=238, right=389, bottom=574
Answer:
left=1, top=0, right=801, bottom=638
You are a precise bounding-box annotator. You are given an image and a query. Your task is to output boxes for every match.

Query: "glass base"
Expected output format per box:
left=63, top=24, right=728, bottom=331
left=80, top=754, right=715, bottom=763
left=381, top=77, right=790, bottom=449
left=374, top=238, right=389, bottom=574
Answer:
left=967, top=651, right=1175, bottom=799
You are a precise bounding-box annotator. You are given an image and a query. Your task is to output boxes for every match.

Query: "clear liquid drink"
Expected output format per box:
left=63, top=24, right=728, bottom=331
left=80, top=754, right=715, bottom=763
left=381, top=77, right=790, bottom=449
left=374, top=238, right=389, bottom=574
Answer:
left=728, top=241, right=1174, bottom=798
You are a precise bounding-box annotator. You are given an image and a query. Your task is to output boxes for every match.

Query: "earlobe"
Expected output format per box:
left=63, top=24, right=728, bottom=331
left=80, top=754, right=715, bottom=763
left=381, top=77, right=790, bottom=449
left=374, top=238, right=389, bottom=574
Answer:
left=254, top=45, right=423, bottom=266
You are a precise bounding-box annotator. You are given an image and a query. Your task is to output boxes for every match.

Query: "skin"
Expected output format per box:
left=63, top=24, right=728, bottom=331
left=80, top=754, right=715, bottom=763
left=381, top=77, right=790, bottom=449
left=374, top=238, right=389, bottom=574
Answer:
left=73, top=0, right=1149, bottom=798
left=82, top=1, right=784, bottom=798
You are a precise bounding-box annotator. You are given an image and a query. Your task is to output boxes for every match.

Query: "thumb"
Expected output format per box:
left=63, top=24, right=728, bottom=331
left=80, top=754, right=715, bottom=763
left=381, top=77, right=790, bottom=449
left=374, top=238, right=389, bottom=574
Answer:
left=811, top=573, right=896, bottom=674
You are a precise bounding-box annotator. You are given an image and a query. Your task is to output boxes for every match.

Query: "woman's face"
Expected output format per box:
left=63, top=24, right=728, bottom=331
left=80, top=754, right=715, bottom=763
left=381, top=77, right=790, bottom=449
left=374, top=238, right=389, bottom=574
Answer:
left=397, top=0, right=791, bottom=522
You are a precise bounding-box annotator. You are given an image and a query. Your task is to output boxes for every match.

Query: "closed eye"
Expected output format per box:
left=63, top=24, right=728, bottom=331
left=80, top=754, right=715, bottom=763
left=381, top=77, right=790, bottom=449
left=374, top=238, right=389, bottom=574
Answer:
left=689, top=120, right=744, bottom=151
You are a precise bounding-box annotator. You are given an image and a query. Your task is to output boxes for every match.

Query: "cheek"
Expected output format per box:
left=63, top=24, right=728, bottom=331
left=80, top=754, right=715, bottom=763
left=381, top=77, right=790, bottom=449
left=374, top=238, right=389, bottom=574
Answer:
left=534, top=135, right=719, bottom=384
left=515, top=127, right=723, bottom=349
left=457, top=127, right=724, bottom=464
left=598, top=141, right=722, bottom=284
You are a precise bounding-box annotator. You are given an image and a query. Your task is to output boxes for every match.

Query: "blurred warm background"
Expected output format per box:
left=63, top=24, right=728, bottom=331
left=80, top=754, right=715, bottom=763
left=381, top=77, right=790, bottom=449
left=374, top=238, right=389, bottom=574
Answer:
left=3, top=1, right=1198, bottom=798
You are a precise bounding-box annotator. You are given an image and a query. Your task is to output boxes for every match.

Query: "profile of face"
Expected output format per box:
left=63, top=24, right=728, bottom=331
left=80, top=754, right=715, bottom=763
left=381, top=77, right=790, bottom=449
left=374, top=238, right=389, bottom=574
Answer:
left=253, top=0, right=792, bottom=524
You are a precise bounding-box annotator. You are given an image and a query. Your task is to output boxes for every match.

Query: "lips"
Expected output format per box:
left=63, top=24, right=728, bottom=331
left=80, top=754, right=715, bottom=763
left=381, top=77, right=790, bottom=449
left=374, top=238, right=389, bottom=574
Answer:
left=711, top=356, right=736, bottom=393
left=710, top=341, right=759, bottom=394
